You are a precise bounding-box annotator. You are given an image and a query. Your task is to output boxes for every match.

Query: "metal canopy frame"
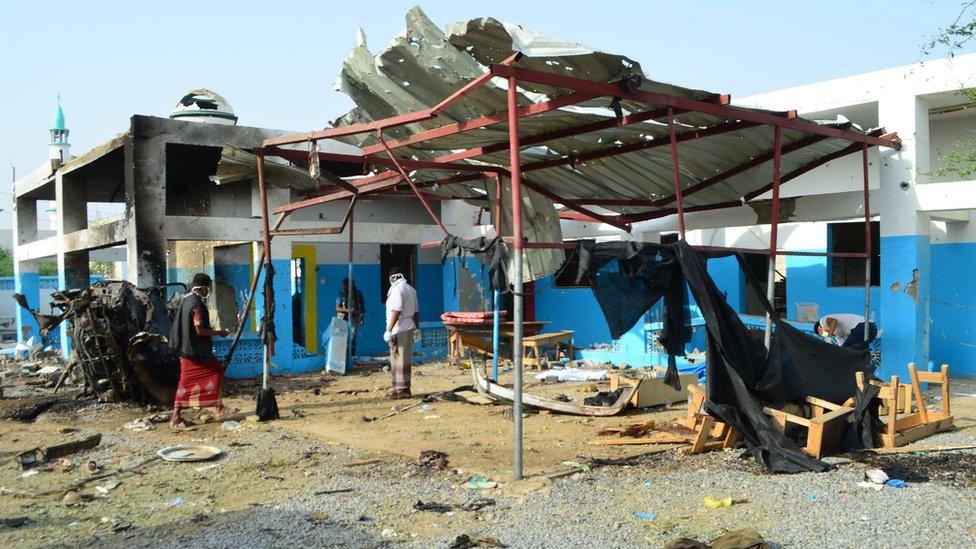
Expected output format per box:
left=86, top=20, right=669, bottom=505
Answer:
left=253, top=57, right=897, bottom=480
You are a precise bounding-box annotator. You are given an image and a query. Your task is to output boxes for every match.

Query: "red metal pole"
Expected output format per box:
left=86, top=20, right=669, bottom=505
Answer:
left=256, top=152, right=275, bottom=389
left=508, top=75, right=525, bottom=480
left=494, top=174, right=503, bottom=236
left=764, top=126, right=783, bottom=348
left=862, top=143, right=872, bottom=325
left=667, top=108, right=686, bottom=239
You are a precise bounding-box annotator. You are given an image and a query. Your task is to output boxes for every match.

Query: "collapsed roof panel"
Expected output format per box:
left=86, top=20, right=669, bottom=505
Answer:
left=268, top=7, right=896, bottom=229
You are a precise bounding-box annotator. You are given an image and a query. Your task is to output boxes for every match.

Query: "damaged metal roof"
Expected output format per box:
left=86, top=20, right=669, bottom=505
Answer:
left=307, top=7, right=895, bottom=225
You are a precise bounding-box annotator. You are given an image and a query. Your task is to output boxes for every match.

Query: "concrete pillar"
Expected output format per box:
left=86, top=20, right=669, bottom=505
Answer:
left=123, top=126, right=167, bottom=287
left=877, top=93, right=931, bottom=377
left=12, top=196, right=40, bottom=344
left=55, top=171, right=91, bottom=356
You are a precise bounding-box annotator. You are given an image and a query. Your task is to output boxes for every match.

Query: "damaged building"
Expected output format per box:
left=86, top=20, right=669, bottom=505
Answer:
left=10, top=7, right=976, bottom=393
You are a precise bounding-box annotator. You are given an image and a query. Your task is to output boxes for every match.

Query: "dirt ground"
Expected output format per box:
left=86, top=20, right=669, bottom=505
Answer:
left=1, top=361, right=975, bottom=547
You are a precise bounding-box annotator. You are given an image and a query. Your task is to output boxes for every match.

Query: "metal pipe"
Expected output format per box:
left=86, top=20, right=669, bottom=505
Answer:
left=257, top=152, right=275, bottom=390
left=862, top=144, right=872, bottom=326
left=507, top=75, right=525, bottom=480
left=667, top=108, right=686, bottom=239
left=348, top=200, right=355, bottom=368
left=377, top=134, right=450, bottom=235
left=764, top=126, right=783, bottom=350
left=492, top=174, right=502, bottom=382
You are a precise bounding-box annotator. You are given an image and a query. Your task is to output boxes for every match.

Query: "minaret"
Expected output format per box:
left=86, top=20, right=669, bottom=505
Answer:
left=49, top=97, right=70, bottom=164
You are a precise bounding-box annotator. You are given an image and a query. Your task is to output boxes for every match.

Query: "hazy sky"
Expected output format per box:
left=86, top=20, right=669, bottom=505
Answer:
left=2, top=1, right=973, bottom=229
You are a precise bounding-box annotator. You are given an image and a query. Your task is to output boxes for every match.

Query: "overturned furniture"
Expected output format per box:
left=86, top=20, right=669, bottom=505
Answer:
left=856, top=363, right=953, bottom=448
left=610, top=369, right=697, bottom=409
left=14, top=281, right=182, bottom=404
left=762, top=397, right=854, bottom=459
left=683, top=384, right=739, bottom=454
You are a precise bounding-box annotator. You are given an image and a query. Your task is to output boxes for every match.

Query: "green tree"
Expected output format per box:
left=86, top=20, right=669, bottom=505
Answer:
left=0, top=248, right=13, bottom=277
left=924, top=1, right=976, bottom=179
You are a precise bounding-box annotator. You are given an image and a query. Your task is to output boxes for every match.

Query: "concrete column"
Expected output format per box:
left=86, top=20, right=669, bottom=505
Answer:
left=55, top=172, right=91, bottom=356
left=12, top=196, right=40, bottom=343
left=123, top=125, right=168, bottom=287
left=876, top=93, right=931, bottom=377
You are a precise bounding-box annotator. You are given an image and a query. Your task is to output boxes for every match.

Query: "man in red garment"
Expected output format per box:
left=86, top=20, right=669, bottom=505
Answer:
left=169, top=272, right=230, bottom=428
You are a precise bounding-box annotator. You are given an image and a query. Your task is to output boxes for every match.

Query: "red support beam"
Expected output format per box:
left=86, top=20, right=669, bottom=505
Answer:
left=668, top=108, right=687, bottom=239
left=769, top=126, right=783, bottom=255
left=521, top=176, right=630, bottom=232
left=263, top=110, right=435, bottom=147
left=265, top=147, right=502, bottom=175
left=378, top=134, right=449, bottom=235
left=362, top=90, right=601, bottom=156
left=490, top=64, right=899, bottom=149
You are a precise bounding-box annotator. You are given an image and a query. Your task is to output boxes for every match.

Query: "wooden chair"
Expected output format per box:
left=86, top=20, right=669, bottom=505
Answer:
left=855, top=363, right=953, bottom=448
left=682, top=384, right=739, bottom=454
left=761, top=397, right=854, bottom=458
left=521, top=331, right=574, bottom=369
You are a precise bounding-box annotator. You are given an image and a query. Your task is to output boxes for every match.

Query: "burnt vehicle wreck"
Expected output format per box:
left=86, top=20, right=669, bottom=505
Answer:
left=14, top=281, right=183, bottom=404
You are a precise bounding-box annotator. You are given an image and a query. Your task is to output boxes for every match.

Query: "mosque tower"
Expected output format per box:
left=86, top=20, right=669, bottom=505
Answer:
left=49, top=97, right=70, bottom=164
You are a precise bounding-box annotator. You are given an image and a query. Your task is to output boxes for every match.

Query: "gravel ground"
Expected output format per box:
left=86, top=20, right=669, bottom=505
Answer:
left=91, top=432, right=976, bottom=549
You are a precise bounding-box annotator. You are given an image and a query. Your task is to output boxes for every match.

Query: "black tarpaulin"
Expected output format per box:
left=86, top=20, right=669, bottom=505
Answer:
left=578, top=240, right=877, bottom=473
left=440, top=235, right=510, bottom=294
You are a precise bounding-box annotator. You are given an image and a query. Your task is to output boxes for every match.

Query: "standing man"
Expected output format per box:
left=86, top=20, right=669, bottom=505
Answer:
left=813, top=313, right=877, bottom=347
left=384, top=267, right=419, bottom=399
left=169, top=273, right=231, bottom=428
left=336, top=277, right=366, bottom=357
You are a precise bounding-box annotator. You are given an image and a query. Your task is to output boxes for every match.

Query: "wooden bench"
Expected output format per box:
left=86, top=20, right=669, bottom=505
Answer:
left=855, top=363, right=953, bottom=448
left=521, top=331, right=574, bottom=369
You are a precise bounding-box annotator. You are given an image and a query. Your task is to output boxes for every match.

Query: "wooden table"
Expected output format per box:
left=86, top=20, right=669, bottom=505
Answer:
left=445, top=320, right=548, bottom=365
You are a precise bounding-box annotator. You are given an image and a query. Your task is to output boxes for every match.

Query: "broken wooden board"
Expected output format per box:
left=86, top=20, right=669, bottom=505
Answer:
left=16, top=434, right=102, bottom=469
left=609, top=370, right=697, bottom=408
left=471, top=366, right=638, bottom=417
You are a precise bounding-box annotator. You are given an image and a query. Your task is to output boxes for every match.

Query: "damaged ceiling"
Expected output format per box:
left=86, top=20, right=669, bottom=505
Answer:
left=320, top=7, right=892, bottom=222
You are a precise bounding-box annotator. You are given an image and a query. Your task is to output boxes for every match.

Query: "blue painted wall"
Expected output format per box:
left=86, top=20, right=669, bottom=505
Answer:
left=879, top=235, right=930, bottom=378
left=707, top=256, right=745, bottom=313
left=533, top=276, right=611, bottom=349
left=929, top=242, right=976, bottom=375
left=785, top=254, right=881, bottom=323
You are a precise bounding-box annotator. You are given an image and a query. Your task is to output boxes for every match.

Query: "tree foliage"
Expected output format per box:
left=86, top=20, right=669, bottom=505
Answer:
left=924, top=2, right=976, bottom=179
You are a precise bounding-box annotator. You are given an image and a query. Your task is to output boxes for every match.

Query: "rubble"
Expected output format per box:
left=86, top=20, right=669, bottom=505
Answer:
left=13, top=280, right=183, bottom=404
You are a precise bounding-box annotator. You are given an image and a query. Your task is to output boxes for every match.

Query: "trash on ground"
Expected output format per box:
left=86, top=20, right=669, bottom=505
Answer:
left=856, top=481, right=884, bottom=491
left=124, top=418, right=156, bottom=432
left=344, top=458, right=382, bottom=467
left=414, top=500, right=453, bottom=513
left=885, top=479, right=908, bottom=488
left=418, top=450, right=449, bottom=470
left=459, top=497, right=495, bottom=511
left=634, top=511, right=657, bottom=520
left=448, top=534, right=507, bottom=549
left=0, top=517, right=32, bottom=529
left=220, top=420, right=242, bottom=431
left=864, top=468, right=889, bottom=484
left=465, top=476, right=497, bottom=490
left=703, top=495, right=733, bottom=509
left=167, top=497, right=185, bottom=507
left=20, top=470, right=39, bottom=479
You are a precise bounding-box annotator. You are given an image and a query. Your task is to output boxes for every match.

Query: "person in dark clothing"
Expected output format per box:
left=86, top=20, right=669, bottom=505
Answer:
left=169, top=272, right=231, bottom=428
left=335, top=278, right=366, bottom=356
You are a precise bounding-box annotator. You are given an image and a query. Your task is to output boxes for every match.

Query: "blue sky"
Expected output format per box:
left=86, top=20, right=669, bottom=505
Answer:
left=2, top=0, right=974, bottom=226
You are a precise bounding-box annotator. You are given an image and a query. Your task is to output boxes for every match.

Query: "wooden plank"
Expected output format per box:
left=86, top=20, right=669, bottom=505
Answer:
left=868, top=441, right=975, bottom=454
left=522, top=330, right=574, bottom=343
left=941, top=364, right=951, bottom=417
left=892, top=417, right=954, bottom=447
left=908, top=363, right=929, bottom=423
left=887, top=375, right=900, bottom=443
left=690, top=416, right=715, bottom=454
left=763, top=406, right=812, bottom=428
left=804, top=396, right=844, bottom=411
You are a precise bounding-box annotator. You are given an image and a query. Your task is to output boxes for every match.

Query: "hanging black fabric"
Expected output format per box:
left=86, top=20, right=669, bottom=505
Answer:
left=577, top=239, right=877, bottom=473
left=440, top=236, right=510, bottom=293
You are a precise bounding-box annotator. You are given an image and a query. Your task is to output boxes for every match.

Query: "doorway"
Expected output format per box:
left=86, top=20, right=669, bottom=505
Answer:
left=380, top=244, right=417, bottom=302
left=742, top=253, right=786, bottom=317
left=291, top=244, right=318, bottom=352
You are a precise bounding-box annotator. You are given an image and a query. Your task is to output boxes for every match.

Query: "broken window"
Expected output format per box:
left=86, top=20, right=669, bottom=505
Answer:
left=828, top=221, right=880, bottom=287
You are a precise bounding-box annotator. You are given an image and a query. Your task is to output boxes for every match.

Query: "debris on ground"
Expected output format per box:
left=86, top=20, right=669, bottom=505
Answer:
left=448, top=533, right=507, bottom=548
left=583, top=388, right=625, bottom=407
left=703, top=495, right=733, bottom=509
left=14, top=280, right=181, bottom=404
left=464, top=476, right=497, bottom=490
left=666, top=529, right=768, bottom=549
left=413, top=500, right=453, bottom=513
left=124, top=418, right=155, bottom=431
left=417, top=450, right=449, bottom=470
left=593, top=420, right=697, bottom=446
left=16, top=434, right=102, bottom=469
